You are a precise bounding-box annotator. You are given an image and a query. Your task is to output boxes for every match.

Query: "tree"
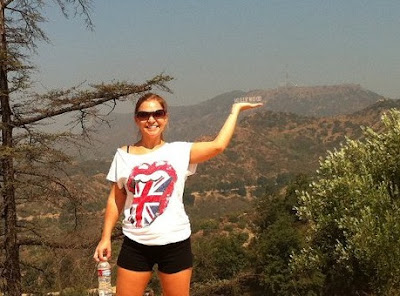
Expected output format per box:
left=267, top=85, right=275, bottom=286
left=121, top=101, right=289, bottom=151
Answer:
left=193, top=233, right=249, bottom=283
left=0, top=1, right=172, bottom=295
left=291, top=109, right=400, bottom=295
left=251, top=174, right=308, bottom=295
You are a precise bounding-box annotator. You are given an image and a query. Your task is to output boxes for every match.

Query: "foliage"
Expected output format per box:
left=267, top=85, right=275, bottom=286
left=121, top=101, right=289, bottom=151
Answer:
left=193, top=232, right=250, bottom=283
left=198, top=218, right=220, bottom=235
left=183, top=189, right=195, bottom=206
left=20, top=246, right=97, bottom=294
left=191, top=277, right=258, bottom=296
left=251, top=175, right=309, bottom=295
left=291, top=109, right=400, bottom=295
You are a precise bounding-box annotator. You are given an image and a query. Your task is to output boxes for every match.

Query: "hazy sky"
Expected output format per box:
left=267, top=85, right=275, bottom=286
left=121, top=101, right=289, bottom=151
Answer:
left=34, top=0, right=400, bottom=107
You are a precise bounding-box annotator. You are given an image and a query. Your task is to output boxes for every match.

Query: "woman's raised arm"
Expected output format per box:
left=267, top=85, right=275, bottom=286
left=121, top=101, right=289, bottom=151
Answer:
left=190, top=102, right=262, bottom=164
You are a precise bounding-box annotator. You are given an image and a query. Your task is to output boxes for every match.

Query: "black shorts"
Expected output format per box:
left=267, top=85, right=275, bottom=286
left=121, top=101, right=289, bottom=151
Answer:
left=117, top=236, right=193, bottom=274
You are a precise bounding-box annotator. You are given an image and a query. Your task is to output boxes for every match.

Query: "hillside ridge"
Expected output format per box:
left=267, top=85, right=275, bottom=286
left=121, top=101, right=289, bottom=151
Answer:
left=86, top=84, right=386, bottom=159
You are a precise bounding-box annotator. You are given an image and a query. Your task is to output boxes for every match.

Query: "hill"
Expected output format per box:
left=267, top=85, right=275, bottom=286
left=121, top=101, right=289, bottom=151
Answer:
left=87, top=84, right=384, bottom=159
left=187, top=98, right=400, bottom=192
left=246, top=83, right=383, bottom=117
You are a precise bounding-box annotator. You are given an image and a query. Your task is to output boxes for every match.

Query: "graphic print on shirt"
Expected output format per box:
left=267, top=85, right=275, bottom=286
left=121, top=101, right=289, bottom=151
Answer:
left=126, top=161, right=177, bottom=228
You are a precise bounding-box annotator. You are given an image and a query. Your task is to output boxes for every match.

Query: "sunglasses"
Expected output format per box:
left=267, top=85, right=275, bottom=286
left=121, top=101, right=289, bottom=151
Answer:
left=135, top=109, right=166, bottom=120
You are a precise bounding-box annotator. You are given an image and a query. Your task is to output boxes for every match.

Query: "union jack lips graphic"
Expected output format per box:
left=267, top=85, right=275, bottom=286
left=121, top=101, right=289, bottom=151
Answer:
left=126, top=161, right=177, bottom=228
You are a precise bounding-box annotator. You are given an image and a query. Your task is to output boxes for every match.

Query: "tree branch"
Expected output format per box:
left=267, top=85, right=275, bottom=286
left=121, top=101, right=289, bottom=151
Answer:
left=4, top=0, right=15, bottom=7
left=54, top=0, right=94, bottom=29
left=13, top=74, right=173, bottom=127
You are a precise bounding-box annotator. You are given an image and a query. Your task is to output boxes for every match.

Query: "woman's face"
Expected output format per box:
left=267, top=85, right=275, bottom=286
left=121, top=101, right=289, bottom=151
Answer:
left=135, top=99, right=168, bottom=139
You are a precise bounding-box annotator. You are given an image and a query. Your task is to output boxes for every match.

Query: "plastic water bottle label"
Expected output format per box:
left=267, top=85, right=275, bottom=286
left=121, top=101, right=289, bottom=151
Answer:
left=98, top=269, right=111, bottom=277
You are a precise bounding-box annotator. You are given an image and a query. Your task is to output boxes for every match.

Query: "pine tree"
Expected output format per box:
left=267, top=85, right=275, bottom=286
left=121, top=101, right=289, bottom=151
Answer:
left=0, top=1, right=172, bottom=294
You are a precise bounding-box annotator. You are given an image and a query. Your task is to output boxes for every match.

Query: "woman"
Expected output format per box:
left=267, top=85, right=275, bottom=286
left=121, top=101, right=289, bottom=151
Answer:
left=94, top=93, right=262, bottom=296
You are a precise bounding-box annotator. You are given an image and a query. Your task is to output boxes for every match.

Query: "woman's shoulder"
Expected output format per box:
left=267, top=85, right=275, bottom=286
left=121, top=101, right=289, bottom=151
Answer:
left=166, top=142, right=194, bottom=154
left=110, top=146, right=137, bottom=159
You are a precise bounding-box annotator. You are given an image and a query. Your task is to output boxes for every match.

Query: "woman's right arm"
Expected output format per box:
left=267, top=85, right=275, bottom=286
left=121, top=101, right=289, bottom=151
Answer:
left=93, top=183, right=126, bottom=262
left=190, top=102, right=262, bottom=164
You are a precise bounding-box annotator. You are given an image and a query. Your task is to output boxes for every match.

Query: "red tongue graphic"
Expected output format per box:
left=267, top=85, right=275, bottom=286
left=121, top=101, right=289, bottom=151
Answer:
left=127, top=161, right=177, bottom=228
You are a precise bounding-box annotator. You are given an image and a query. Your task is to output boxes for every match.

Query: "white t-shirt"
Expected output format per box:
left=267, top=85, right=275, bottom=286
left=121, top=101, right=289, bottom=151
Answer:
left=106, top=142, right=197, bottom=245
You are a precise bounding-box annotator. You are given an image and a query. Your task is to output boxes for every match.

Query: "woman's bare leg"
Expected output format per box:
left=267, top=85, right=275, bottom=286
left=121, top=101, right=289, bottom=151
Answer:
left=116, top=266, right=152, bottom=296
left=158, top=268, right=192, bottom=296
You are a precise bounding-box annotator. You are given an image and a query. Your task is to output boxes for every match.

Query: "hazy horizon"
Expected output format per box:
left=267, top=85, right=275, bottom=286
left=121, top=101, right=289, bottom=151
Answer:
left=32, top=1, right=400, bottom=108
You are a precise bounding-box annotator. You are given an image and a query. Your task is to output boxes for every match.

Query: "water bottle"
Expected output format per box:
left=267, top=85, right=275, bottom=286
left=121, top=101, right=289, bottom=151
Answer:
left=97, top=261, right=112, bottom=296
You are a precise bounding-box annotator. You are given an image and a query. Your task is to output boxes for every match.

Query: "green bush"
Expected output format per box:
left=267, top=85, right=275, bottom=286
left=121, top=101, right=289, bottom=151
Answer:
left=292, top=109, right=400, bottom=295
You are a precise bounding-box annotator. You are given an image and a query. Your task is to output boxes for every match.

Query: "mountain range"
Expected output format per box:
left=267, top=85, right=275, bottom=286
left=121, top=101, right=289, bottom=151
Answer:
left=78, top=84, right=398, bottom=191
left=88, top=84, right=384, bottom=158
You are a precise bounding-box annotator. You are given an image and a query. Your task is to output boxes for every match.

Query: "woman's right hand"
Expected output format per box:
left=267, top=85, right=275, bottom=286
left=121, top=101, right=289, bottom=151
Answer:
left=231, top=102, right=263, bottom=114
left=93, top=238, right=112, bottom=262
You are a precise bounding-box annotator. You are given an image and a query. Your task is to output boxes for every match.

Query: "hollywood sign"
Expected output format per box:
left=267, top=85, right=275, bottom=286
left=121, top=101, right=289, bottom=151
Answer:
left=234, top=96, right=263, bottom=103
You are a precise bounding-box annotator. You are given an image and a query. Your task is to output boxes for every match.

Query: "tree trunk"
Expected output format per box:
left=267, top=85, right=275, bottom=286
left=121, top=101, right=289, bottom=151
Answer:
left=0, top=3, right=22, bottom=295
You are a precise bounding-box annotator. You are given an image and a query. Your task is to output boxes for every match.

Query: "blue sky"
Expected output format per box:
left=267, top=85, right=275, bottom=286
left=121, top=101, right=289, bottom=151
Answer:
left=34, top=0, right=400, bottom=107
